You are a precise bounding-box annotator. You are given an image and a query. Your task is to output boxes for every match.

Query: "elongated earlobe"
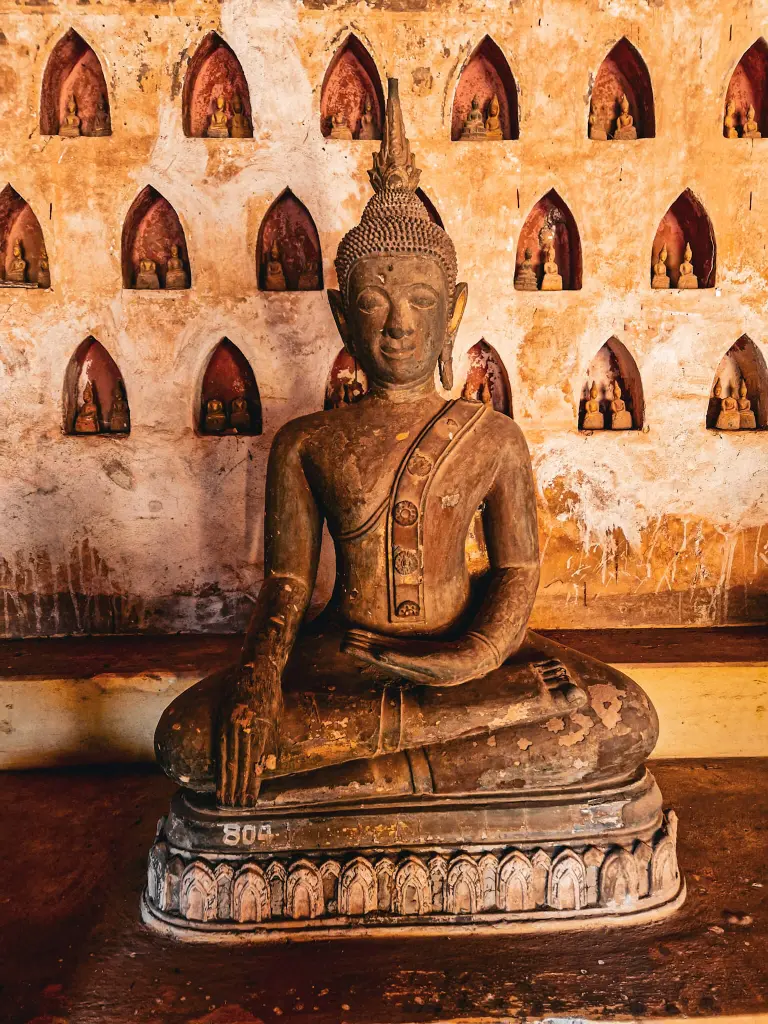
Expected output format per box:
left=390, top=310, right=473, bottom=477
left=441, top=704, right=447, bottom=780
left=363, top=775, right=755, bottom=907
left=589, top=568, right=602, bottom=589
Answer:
left=327, top=289, right=353, bottom=354
left=438, top=344, right=454, bottom=390
left=439, top=282, right=467, bottom=390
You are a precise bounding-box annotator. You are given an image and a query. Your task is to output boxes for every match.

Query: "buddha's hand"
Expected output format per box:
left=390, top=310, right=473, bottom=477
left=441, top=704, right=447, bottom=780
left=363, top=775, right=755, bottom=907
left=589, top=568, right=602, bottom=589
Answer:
left=216, top=654, right=283, bottom=808
left=342, top=630, right=498, bottom=687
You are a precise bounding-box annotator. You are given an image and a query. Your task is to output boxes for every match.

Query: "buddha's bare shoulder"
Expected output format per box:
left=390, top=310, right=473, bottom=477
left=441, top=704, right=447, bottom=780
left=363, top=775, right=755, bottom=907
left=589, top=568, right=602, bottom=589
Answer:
left=462, top=401, right=531, bottom=458
left=268, top=403, right=368, bottom=455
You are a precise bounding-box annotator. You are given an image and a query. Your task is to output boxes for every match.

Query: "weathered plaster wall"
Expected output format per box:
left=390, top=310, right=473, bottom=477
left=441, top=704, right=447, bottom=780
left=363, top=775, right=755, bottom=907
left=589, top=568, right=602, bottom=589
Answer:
left=0, top=0, right=766, bottom=636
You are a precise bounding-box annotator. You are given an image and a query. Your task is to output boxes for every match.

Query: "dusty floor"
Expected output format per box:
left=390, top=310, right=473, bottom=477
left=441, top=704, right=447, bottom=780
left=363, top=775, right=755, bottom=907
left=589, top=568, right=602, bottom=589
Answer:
left=0, top=759, right=766, bottom=1024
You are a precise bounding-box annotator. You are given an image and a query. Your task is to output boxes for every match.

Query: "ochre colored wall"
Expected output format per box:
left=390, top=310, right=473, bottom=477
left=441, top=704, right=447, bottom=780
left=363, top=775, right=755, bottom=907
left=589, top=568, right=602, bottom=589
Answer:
left=0, top=0, right=767, bottom=636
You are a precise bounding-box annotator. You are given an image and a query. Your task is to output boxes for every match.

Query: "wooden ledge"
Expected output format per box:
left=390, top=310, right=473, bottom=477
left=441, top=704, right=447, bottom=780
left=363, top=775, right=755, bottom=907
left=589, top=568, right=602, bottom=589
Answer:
left=0, top=627, right=766, bottom=768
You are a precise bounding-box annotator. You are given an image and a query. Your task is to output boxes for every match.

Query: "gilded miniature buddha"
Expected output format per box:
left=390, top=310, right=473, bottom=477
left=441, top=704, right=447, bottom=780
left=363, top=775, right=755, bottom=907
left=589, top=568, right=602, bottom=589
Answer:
left=459, top=95, right=486, bottom=140
left=358, top=95, right=377, bottom=141
left=230, top=397, right=252, bottom=432
left=203, top=398, right=227, bottom=433
left=264, top=240, right=287, bottom=291
left=515, top=248, right=538, bottom=291
left=136, top=256, right=160, bottom=290
left=737, top=378, right=756, bottom=429
left=330, top=110, right=353, bottom=140
left=744, top=103, right=761, bottom=139
left=588, top=104, right=607, bottom=141
left=207, top=96, right=230, bottom=139
left=60, top=96, right=81, bottom=138
left=614, top=92, right=637, bottom=140
left=74, top=381, right=100, bottom=434
left=540, top=242, right=563, bottom=291
left=714, top=380, right=740, bottom=430
left=724, top=99, right=738, bottom=138
left=610, top=381, right=632, bottom=429
left=109, top=382, right=130, bottom=433
left=652, top=244, right=670, bottom=289
left=582, top=380, right=604, bottom=430
left=485, top=94, right=503, bottom=141
left=677, top=242, right=698, bottom=289
left=147, top=81, right=680, bottom=938
left=37, top=244, right=50, bottom=289
left=230, top=94, right=252, bottom=139
left=165, top=245, right=187, bottom=290
left=7, top=241, right=27, bottom=283
left=92, top=94, right=111, bottom=137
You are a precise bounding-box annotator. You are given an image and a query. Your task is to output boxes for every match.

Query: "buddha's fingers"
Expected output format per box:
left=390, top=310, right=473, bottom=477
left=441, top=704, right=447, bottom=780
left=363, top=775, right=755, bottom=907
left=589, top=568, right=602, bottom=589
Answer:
left=216, top=728, right=229, bottom=806
left=225, top=724, right=240, bottom=806
left=235, top=726, right=253, bottom=807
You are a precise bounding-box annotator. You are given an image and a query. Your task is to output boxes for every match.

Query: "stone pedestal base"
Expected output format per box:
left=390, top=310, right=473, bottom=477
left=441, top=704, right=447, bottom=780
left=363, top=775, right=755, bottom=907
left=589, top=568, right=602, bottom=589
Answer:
left=141, top=769, right=684, bottom=941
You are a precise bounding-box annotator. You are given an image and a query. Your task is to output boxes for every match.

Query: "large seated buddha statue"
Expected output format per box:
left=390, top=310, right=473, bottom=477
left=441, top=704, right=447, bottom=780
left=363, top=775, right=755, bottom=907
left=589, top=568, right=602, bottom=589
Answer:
left=144, top=79, right=682, bottom=940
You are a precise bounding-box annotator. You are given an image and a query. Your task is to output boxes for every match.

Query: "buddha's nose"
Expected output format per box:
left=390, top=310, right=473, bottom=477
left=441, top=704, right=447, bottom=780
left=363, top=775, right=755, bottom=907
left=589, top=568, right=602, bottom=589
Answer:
left=385, top=325, right=411, bottom=340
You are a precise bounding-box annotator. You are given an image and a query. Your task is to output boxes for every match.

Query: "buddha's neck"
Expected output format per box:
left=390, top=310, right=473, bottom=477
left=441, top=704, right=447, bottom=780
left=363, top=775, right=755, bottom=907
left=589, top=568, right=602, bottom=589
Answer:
left=368, top=378, right=441, bottom=405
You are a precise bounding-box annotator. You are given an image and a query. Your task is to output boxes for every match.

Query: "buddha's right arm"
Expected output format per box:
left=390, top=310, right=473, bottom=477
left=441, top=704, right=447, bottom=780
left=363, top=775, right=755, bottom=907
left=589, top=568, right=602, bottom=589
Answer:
left=238, top=421, right=323, bottom=680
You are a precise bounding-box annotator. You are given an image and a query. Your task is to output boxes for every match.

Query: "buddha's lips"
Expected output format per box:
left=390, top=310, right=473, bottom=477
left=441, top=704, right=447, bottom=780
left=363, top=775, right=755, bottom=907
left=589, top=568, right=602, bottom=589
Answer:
left=380, top=344, right=416, bottom=360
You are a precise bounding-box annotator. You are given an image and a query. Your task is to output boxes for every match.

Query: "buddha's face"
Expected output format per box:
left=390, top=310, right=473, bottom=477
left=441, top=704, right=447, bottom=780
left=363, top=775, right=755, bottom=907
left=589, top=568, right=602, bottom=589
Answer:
left=345, top=255, right=451, bottom=387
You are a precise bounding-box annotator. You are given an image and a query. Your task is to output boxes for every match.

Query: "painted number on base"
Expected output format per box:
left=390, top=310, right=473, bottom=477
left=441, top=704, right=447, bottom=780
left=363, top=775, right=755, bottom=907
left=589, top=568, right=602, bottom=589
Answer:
left=222, top=823, right=272, bottom=846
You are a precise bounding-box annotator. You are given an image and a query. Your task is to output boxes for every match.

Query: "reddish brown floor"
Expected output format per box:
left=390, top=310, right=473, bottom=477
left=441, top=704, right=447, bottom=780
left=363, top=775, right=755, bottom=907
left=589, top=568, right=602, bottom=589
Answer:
left=0, top=759, right=766, bottom=1024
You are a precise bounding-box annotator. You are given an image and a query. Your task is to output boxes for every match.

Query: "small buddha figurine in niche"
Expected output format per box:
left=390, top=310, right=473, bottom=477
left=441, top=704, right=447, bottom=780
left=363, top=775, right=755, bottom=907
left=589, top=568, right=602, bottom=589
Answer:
left=229, top=397, right=252, bottom=432
left=677, top=241, right=698, bottom=289
left=37, top=244, right=51, bottom=289
left=589, top=104, right=607, bottom=141
left=330, top=110, right=353, bottom=141
left=540, top=242, right=563, bottom=291
left=165, top=244, right=187, bottom=290
left=651, top=244, right=670, bottom=289
left=7, top=240, right=27, bottom=283
left=737, top=378, right=757, bottom=429
left=74, top=381, right=100, bottom=434
left=614, top=92, right=637, bottom=140
left=109, top=381, right=130, bottom=433
left=485, top=94, right=503, bottom=141
left=207, top=96, right=230, bottom=139
left=203, top=397, right=227, bottom=433
left=136, top=256, right=160, bottom=290
left=744, top=103, right=761, bottom=139
left=265, top=240, right=287, bottom=291
left=59, top=96, right=81, bottom=138
left=515, top=248, right=538, bottom=291
left=724, top=99, right=738, bottom=138
left=610, top=380, right=633, bottom=429
left=714, top=379, right=740, bottom=430
left=358, top=95, right=377, bottom=141
left=92, top=94, right=111, bottom=137
left=582, top=380, right=604, bottom=430
left=298, top=259, right=320, bottom=291
left=230, top=94, right=252, bottom=139
left=148, top=80, right=680, bottom=941
left=460, top=95, right=487, bottom=140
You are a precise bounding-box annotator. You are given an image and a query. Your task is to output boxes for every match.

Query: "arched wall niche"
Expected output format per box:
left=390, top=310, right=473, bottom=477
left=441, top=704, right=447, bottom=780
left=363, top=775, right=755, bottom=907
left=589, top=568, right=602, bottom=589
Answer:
left=63, top=337, right=129, bottom=435
left=320, top=34, right=384, bottom=140
left=724, top=39, right=768, bottom=138
left=416, top=189, right=443, bottom=228
left=0, top=184, right=49, bottom=288
left=589, top=38, right=655, bottom=140
left=651, top=189, right=716, bottom=289
left=324, top=349, right=368, bottom=409
left=121, top=186, right=190, bottom=290
left=579, top=337, right=644, bottom=431
left=463, top=340, right=513, bottom=415
left=40, top=29, right=111, bottom=137
left=199, top=338, right=262, bottom=436
left=706, top=335, right=768, bottom=429
left=257, top=189, right=323, bottom=292
left=515, top=189, right=582, bottom=290
left=451, top=36, right=519, bottom=141
left=182, top=31, right=252, bottom=139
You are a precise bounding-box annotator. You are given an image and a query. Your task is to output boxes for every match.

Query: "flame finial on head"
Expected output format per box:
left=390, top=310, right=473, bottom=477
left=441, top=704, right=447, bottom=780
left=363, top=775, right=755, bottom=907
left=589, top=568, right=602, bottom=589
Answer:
left=369, top=79, right=421, bottom=193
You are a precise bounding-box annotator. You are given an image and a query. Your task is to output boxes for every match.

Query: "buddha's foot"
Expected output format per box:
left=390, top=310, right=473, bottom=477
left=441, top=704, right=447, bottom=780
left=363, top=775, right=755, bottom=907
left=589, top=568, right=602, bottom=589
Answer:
left=141, top=769, right=684, bottom=941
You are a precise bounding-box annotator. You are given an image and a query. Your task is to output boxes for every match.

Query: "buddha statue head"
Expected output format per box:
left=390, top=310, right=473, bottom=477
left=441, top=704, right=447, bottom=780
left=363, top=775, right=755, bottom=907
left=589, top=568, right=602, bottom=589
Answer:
left=330, top=78, right=466, bottom=391
left=713, top=378, right=722, bottom=399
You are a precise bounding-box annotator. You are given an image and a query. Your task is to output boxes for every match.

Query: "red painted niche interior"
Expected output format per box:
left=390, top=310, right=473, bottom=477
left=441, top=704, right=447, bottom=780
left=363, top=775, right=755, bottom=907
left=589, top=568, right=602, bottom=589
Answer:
left=0, top=184, right=48, bottom=287
left=320, top=34, right=384, bottom=140
left=121, top=186, right=190, bottom=290
left=651, top=189, right=716, bottom=289
left=589, top=38, right=655, bottom=140
left=199, top=339, right=262, bottom=435
left=40, top=28, right=111, bottom=137
left=579, top=339, right=644, bottom=431
left=257, top=190, right=322, bottom=292
left=451, top=36, right=519, bottom=141
left=64, top=337, right=129, bottom=435
left=182, top=31, right=253, bottom=139
left=515, top=189, right=582, bottom=291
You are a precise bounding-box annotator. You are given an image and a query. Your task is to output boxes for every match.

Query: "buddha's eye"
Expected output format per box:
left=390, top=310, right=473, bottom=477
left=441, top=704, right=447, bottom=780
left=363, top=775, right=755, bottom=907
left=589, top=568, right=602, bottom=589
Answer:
left=356, top=288, right=387, bottom=314
left=409, top=287, right=437, bottom=310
